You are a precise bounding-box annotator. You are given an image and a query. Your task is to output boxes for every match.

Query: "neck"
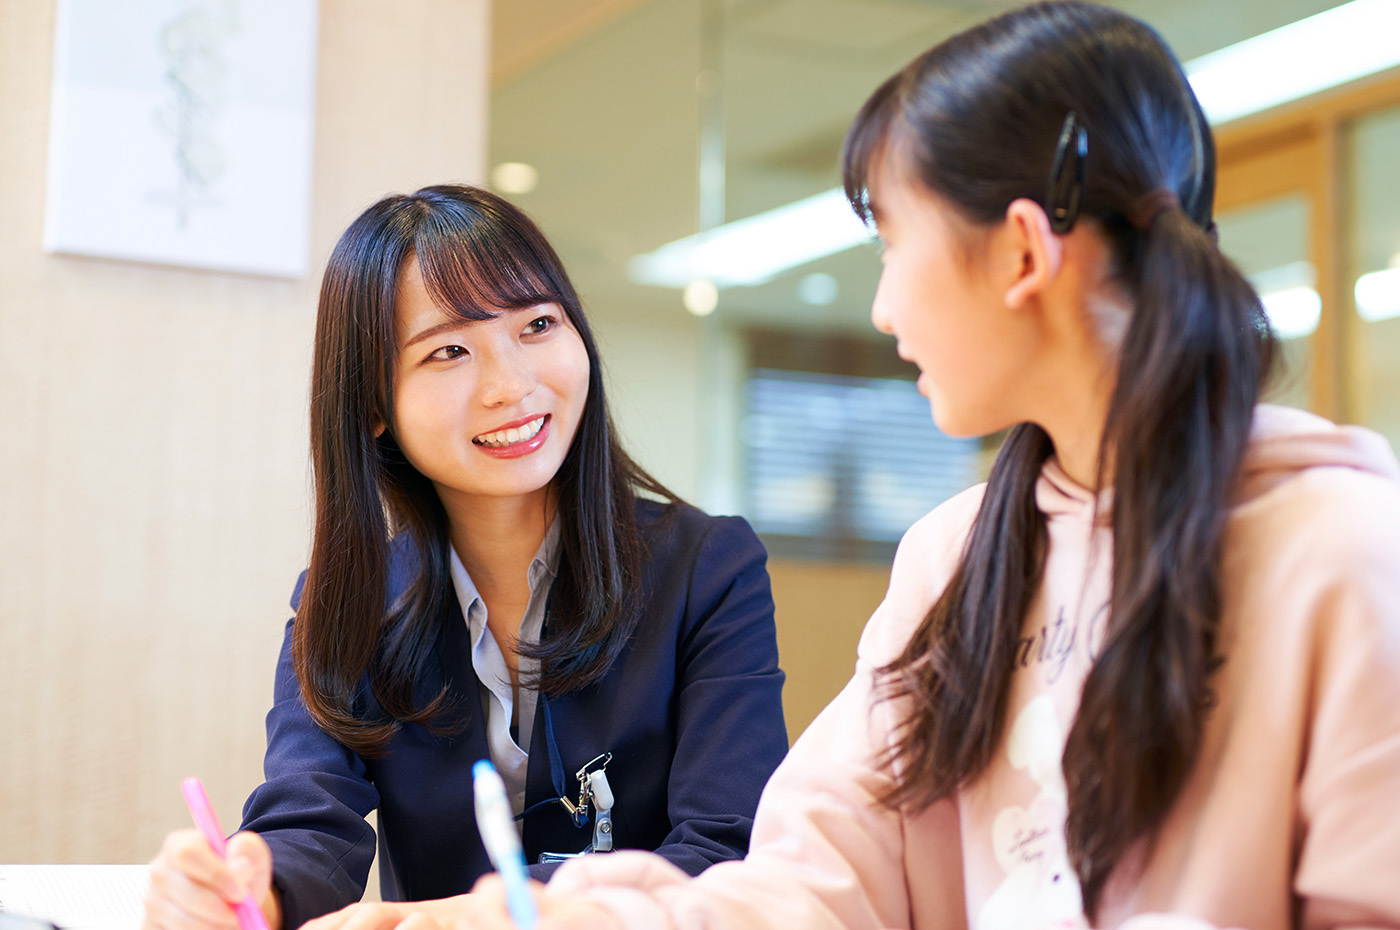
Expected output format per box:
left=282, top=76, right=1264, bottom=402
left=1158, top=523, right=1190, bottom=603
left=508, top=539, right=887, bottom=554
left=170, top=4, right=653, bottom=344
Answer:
left=441, top=487, right=554, bottom=598
left=1033, top=291, right=1128, bottom=491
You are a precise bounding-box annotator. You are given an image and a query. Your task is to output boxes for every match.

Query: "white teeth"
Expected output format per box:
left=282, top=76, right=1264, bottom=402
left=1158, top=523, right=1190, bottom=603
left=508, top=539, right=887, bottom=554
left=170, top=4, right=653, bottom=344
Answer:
left=474, top=416, right=545, bottom=448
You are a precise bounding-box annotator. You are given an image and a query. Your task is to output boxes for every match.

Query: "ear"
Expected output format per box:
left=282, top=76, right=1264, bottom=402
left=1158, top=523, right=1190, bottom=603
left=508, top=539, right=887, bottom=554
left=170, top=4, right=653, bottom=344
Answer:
left=1001, top=198, right=1064, bottom=310
left=372, top=419, right=387, bottom=439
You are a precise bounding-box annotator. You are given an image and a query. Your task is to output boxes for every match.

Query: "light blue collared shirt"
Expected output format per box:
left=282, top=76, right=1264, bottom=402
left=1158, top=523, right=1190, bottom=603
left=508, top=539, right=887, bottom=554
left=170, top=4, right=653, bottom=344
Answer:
left=448, top=519, right=561, bottom=819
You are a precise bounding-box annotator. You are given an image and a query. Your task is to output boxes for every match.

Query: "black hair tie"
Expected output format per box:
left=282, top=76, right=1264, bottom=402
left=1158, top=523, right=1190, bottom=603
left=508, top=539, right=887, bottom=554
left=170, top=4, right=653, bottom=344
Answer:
left=1129, top=188, right=1181, bottom=231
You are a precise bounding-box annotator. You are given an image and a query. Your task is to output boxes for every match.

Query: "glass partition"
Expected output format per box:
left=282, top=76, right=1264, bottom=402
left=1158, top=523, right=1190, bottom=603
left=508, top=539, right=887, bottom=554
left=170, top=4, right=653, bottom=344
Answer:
left=1215, top=194, right=1315, bottom=411
left=1347, top=105, right=1400, bottom=451
left=488, top=0, right=1383, bottom=528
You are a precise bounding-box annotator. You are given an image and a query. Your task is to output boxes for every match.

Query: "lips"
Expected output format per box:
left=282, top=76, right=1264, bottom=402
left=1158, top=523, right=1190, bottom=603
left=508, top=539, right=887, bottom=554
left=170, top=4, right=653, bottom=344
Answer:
left=472, top=414, right=552, bottom=460
left=473, top=414, right=548, bottom=448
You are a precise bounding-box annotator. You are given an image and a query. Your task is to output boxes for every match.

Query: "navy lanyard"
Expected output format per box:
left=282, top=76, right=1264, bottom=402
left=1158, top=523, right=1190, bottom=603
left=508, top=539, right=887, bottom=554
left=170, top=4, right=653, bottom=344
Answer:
left=513, top=692, right=588, bottom=827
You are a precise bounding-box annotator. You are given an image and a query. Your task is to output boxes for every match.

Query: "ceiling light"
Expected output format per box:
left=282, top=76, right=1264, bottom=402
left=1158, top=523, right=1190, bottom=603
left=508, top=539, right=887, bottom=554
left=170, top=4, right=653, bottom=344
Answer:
left=683, top=278, right=719, bottom=316
left=1185, top=0, right=1400, bottom=125
left=798, top=272, right=839, bottom=306
left=1355, top=267, right=1400, bottom=322
left=491, top=162, right=538, bottom=195
left=630, top=2, right=1400, bottom=290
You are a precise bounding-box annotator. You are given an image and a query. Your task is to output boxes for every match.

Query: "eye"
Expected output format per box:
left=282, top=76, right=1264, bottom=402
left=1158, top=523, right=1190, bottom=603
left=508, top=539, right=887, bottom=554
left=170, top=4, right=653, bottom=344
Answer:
left=523, top=315, right=557, bottom=336
left=427, top=344, right=467, bottom=361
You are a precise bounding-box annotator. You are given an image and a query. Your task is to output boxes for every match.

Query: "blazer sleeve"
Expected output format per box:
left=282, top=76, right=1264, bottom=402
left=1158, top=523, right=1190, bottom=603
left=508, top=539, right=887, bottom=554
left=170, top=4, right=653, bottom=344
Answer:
left=238, top=577, right=381, bottom=930
left=649, top=514, right=789, bottom=875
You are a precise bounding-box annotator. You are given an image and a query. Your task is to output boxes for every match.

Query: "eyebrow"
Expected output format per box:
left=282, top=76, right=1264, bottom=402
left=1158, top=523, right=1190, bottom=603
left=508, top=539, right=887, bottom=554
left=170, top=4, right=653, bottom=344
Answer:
left=402, top=319, right=466, bottom=352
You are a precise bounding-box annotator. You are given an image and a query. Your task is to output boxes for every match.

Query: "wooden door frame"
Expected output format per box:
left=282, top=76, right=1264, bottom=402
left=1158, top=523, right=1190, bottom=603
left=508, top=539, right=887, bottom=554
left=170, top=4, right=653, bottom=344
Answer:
left=1214, top=68, right=1400, bottom=421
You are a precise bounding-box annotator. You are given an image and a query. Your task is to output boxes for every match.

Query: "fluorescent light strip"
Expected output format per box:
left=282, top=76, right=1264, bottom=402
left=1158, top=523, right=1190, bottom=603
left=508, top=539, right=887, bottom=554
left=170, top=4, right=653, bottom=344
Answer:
left=630, top=0, right=1400, bottom=290
left=627, top=188, right=869, bottom=288
left=1185, top=0, right=1400, bottom=126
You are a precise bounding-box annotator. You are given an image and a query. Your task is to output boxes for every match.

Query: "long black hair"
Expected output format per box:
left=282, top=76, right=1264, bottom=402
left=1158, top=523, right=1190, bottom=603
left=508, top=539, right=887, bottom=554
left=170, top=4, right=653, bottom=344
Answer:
left=298, top=184, right=675, bottom=756
left=841, top=2, right=1275, bottom=917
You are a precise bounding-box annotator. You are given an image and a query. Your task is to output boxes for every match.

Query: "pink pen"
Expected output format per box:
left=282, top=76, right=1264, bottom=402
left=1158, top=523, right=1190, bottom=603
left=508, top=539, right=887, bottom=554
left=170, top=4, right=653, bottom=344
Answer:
left=180, top=776, right=272, bottom=930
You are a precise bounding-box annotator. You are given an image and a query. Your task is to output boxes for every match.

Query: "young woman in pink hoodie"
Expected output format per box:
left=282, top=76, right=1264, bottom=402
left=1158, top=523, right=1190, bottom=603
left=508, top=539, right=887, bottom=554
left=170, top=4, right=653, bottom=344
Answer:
left=298, top=3, right=1400, bottom=930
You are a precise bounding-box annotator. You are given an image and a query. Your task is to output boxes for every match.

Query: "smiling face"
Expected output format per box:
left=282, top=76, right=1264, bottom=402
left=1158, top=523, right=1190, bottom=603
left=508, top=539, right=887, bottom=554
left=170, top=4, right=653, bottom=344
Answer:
left=866, top=150, right=1041, bottom=439
left=389, top=253, right=590, bottom=514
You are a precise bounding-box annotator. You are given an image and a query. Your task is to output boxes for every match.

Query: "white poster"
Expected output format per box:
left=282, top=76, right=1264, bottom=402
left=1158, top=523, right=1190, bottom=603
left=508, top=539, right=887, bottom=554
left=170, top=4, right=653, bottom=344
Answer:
left=43, top=0, right=319, bottom=278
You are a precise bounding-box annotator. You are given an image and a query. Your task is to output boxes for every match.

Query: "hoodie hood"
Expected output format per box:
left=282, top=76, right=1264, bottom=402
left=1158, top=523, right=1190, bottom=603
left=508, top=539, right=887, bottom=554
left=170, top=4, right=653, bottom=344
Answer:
left=1238, top=403, right=1400, bottom=500
left=1034, top=404, right=1400, bottom=520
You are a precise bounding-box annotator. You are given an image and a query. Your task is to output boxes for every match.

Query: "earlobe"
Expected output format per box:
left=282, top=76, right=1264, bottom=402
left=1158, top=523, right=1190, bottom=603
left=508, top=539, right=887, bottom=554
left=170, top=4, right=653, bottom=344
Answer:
left=1003, top=198, right=1063, bottom=310
left=372, top=419, right=387, bottom=439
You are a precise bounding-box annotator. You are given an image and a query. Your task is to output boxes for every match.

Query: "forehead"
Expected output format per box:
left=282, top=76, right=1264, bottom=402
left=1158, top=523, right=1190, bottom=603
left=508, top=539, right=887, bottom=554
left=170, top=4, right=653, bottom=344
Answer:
left=392, top=253, right=491, bottom=348
left=865, top=138, right=926, bottom=228
left=394, top=255, right=443, bottom=325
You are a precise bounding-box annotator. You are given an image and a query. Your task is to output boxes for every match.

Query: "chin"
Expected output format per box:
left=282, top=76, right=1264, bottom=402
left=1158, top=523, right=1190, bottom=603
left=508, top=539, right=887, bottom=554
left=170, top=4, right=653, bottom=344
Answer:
left=931, top=407, right=995, bottom=441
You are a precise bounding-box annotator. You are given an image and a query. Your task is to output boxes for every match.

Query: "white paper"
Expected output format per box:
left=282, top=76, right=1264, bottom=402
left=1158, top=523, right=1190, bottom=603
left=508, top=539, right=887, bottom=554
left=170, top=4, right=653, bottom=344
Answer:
left=0, top=865, right=149, bottom=930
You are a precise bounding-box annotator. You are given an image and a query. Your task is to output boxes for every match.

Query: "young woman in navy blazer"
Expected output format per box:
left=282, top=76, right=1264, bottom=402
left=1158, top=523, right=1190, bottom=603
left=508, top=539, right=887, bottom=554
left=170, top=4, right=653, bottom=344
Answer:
left=142, top=185, right=788, bottom=930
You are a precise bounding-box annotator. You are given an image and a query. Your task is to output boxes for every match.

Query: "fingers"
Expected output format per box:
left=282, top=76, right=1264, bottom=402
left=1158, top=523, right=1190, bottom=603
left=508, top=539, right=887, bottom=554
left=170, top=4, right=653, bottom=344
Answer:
left=459, top=876, right=514, bottom=929
left=225, top=832, right=277, bottom=926
left=395, top=914, right=447, bottom=930
left=144, top=830, right=243, bottom=930
left=536, top=896, right=623, bottom=930
left=302, top=903, right=430, bottom=930
left=459, top=877, right=559, bottom=930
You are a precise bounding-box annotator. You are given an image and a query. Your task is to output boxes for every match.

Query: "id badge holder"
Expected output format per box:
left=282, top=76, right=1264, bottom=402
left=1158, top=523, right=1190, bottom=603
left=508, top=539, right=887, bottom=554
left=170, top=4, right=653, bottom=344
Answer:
left=537, top=755, right=615, bottom=863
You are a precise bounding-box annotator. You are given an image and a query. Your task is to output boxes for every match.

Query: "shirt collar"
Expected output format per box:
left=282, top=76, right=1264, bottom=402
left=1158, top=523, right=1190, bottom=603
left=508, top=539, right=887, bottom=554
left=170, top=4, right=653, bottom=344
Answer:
left=448, top=517, right=563, bottom=637
left=529, top=516, right=562, bottom=587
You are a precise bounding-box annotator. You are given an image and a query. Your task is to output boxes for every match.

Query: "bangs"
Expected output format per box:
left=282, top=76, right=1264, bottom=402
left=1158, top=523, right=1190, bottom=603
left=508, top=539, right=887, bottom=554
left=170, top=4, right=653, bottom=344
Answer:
left=411, top=199, right=565, bottom=323
left=841, top=70, right=906, bottom=225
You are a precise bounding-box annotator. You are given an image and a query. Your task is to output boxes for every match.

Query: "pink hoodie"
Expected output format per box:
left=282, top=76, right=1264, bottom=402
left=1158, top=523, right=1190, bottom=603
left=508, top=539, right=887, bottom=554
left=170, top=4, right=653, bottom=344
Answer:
left=550, top=405, right=1400, bottom=930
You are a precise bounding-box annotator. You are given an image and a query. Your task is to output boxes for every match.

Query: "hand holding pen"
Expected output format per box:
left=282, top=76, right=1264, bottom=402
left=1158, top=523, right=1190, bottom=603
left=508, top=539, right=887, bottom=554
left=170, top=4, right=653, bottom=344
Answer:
left=142, top=779, right=278, bottom=930
left=179, top=777, right=274, bottom=930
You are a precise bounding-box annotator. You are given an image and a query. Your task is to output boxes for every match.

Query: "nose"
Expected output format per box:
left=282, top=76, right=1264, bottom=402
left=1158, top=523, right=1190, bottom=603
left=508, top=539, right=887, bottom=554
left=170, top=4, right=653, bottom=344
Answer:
left=870, top=293, right=894, bottom=336
left=478, top=343, right=537, bottom=408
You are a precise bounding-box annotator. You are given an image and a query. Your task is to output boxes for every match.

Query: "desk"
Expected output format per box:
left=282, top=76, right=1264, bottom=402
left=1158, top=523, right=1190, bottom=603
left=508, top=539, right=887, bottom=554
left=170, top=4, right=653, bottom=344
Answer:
left=0, top=865, right=147, bottom=930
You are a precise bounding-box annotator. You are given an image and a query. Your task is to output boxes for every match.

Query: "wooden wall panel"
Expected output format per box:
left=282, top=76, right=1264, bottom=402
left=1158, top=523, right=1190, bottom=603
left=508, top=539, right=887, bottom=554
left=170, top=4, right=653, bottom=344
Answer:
left=767, top=559, right=890, bottom=741
left=0, top=0, right=489, bottom=866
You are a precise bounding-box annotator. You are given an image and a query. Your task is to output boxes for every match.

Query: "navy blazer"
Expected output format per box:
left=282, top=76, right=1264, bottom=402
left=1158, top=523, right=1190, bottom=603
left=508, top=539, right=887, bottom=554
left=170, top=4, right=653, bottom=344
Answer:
left=239, top=500, right=788, bottom=928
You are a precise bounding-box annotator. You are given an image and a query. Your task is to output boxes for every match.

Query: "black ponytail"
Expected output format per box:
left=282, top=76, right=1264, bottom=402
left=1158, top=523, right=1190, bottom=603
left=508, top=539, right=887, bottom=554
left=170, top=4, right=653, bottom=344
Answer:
left=842, top=1, right=1275, bottom=917
left=1066, top=202, right=1273, bottom=907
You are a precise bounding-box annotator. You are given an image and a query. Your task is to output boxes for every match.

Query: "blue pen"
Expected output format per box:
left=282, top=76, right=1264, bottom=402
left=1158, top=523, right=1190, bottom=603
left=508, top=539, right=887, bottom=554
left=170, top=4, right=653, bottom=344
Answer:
left=472, top=760, right=538, bottom=930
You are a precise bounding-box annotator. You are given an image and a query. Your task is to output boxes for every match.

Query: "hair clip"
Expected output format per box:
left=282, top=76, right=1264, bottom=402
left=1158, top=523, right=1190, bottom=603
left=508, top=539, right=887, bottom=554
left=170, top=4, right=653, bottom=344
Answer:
left=1046, top=111, right=1088, bottom=233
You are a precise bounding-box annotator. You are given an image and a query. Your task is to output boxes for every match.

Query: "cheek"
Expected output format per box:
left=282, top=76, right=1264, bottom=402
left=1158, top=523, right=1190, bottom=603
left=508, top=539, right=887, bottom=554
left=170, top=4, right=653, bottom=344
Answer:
left=389, top=373, right=464, bottom=457
left=387, top=387, right=434, bottom=463
left=545, top=337, right=592, bottom=450
left=884, top=283, right=939, bottom=353
left=556, top=336, right=591, bottom=410
left=568, top=352, right=591, bottom=404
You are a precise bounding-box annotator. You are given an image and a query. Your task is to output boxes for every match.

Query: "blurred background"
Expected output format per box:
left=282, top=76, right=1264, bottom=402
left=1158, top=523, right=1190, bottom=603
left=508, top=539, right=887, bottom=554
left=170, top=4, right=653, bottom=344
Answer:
left=3, top=0, right=1398, bottom=869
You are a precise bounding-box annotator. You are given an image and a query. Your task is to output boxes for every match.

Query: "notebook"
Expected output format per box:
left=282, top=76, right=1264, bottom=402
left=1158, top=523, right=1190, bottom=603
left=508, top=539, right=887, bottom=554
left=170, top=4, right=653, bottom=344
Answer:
left=0, top=865, right=148, bottom=930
